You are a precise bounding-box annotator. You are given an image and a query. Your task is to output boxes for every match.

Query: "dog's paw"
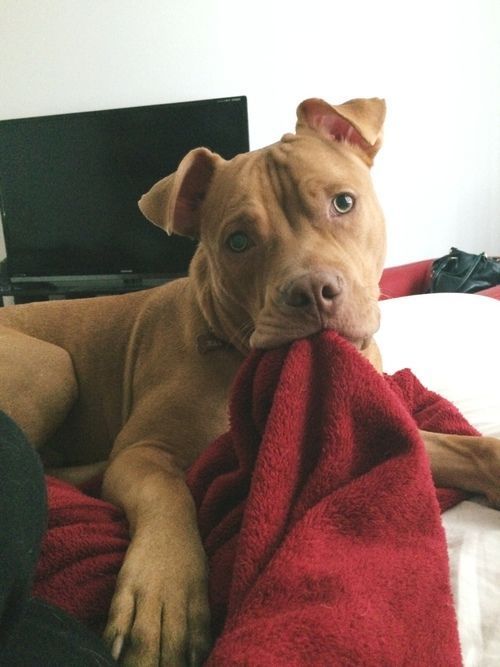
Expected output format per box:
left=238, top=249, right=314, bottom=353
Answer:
left=103, top=539, right=211, bottom=666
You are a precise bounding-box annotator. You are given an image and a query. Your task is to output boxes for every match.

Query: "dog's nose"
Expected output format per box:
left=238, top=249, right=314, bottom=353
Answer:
left=282, top=272, right=343, bottom=313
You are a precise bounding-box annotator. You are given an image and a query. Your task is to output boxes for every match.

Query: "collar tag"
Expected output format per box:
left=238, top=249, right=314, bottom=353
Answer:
left=197, top=333, right=228, bottom=354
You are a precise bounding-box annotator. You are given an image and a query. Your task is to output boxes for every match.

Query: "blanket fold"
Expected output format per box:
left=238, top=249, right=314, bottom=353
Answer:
left=34, top=477, right=129, bottom=632
left=33, top=331, right=477, bottom=664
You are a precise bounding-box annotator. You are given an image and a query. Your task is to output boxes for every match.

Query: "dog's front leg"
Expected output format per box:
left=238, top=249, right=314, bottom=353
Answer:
left=421, top=430, right=500, bottom=507
left=101, top=443, right=210, bottom=667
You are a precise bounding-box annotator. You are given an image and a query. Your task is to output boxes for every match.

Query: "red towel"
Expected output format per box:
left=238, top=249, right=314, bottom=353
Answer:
left=34, top=331, right=475, bottom=663
left=34, top=476, right=129, bottom=632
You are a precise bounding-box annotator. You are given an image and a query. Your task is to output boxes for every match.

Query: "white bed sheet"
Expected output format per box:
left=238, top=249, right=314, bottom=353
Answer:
left=443, top=498, right=500, bottom=666
left=377, top=293, right=500, bottom=666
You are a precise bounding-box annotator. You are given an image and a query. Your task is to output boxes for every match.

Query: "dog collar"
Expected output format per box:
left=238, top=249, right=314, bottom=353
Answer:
left=197, top=332, right=231, bottom=354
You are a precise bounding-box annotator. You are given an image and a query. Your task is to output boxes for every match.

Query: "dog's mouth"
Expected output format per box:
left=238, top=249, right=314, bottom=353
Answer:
left=248, top=275, right=380, bottom=351
left=249, top=316, right=376, bottom=351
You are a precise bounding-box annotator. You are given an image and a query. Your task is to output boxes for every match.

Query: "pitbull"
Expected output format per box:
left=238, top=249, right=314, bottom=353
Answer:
left=1, top=96, right=499, bottom=666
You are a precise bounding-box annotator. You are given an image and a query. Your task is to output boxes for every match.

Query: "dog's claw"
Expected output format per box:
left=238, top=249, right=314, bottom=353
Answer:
left=111, top=635, right=124, bottom=661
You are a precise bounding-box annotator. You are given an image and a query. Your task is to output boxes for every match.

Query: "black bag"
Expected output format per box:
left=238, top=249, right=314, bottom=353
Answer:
left=431, top=247, right=500, bottom=294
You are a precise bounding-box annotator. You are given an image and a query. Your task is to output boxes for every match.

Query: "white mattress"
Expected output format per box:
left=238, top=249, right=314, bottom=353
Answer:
left=377, top=293, right=500, bottom=666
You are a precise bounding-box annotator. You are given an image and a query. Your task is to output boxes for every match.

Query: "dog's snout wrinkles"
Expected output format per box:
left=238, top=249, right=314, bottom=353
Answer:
left=283, top=272, right=343, bottom=314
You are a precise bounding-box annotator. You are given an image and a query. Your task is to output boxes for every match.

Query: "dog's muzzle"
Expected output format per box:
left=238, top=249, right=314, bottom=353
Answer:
left=250, top=269, right=371, bottom=350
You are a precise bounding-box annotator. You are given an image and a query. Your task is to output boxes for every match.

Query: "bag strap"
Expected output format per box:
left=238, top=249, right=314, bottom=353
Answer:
left=453, top=252, right=485, bottom=291
left=431, top=255, right=450, bottom=291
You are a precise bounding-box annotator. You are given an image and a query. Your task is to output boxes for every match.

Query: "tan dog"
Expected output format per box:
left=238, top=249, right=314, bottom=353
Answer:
left=1, top=97, right=499, bottom=667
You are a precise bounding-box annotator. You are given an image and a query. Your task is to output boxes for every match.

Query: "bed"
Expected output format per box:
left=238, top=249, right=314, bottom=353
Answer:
left=32, top=259, right=500, bottom=665
left=378, top=259, right=500, bottom=666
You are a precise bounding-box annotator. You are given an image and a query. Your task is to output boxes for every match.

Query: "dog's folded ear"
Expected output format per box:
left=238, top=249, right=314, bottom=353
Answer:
left=296, top=97, right=386, bottom=165
left=138, top=147, right=221, bottom=237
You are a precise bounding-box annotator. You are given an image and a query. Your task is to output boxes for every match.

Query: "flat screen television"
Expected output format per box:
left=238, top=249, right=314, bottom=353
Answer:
left=0, top=96, right=249, bottom=288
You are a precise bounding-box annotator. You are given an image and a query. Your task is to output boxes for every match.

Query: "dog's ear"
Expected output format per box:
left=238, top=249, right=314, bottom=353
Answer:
left=138, top=147, right=221, bottom=237
left=296, top=97, right=386, bottom=165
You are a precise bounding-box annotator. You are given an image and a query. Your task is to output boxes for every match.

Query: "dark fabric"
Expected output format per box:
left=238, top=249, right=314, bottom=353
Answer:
left=0, top=411, right=115, bottom=666
left=0, top=411, right=46, bottom=643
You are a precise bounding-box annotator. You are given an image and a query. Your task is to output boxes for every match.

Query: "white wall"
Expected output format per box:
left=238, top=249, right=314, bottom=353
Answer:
left=1, top=0, right=499, bottom=267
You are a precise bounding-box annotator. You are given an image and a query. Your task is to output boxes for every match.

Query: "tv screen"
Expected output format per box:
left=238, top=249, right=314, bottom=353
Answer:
left=0, top=96, right=249, bottom=283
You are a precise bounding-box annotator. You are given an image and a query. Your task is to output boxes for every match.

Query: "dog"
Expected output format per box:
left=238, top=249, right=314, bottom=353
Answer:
left=1, top=96, right=499, bottom=666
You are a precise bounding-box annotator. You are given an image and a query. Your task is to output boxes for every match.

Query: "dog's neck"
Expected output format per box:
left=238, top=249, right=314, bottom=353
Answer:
left=196, top=331, right=232, bottom=355
left=189, top=254, right=252, bottom=356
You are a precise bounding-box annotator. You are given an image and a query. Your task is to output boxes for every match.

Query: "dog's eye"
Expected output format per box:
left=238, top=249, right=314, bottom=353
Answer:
left=332, top=193, right=355, bottom=214
left=227, top=232, right=250, bottom=253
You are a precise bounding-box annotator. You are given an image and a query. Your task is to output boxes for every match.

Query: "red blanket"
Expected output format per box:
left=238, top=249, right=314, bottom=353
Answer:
left=34, top=331, right=474, bottom=664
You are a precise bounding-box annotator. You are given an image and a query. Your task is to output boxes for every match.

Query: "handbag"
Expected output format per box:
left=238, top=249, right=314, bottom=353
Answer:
left=430, top=247, right=500, bottom=294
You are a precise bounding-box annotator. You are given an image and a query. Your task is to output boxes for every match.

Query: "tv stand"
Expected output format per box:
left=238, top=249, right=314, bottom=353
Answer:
left=0, top=265, right=174, bottom=305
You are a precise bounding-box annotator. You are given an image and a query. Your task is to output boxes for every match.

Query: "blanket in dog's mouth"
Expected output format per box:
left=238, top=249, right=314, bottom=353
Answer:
left=187, top=330, right=464, bottom=665
left=34, top=330, right=471, bottom=665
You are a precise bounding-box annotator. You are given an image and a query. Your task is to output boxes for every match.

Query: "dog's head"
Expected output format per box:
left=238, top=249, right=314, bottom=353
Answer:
left=139, top=97, right=386, bottom=355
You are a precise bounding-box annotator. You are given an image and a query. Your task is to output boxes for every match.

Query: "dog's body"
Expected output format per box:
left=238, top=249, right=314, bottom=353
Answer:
left=1, top=97, right=499, bottom=666
left=0, top=281, right=242, bottom=466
